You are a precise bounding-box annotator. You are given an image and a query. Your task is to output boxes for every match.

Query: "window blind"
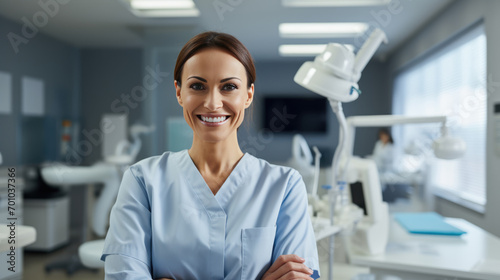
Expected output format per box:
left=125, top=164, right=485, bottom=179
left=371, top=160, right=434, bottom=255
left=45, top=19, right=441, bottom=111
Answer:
left=392, top=24, right=486, bottom=211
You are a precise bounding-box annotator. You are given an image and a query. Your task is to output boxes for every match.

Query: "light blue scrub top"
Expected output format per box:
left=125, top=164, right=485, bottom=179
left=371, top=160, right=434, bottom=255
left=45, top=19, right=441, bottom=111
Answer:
left=101, top=150, right=320, bottom=280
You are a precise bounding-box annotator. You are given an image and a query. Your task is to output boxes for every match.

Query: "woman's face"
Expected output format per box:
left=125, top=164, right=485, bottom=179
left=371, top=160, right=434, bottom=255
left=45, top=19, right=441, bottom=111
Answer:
left=380, top=132, right=389, bottom=144
left=175, top=48, right=254, bottom=143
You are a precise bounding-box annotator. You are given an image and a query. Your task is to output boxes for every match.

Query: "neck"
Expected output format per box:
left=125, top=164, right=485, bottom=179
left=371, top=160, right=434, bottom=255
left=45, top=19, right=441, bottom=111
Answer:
left=188, top=132, right=244, bottom=176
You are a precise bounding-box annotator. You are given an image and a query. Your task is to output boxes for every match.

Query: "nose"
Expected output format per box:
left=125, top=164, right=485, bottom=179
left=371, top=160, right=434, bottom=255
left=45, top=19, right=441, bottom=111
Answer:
left=204, top=88, right=223, bottom=111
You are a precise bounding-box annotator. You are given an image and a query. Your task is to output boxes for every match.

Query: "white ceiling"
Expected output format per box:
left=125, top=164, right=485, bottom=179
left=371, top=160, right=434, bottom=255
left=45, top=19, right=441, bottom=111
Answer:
left=0, top=0, right=454, bottom=61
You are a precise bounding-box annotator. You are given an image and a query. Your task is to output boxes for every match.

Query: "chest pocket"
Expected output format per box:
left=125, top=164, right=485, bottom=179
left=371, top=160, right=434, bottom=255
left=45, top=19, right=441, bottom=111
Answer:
left=241, top=226, right=276, bottom=280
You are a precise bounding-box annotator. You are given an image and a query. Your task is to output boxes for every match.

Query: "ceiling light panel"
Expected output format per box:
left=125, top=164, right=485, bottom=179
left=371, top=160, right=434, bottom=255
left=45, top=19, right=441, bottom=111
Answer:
left=131, top=0, right=195, bottom=10
left=280, top=22, right=369, bottom=38
left=127, top=0, right=199, bottom=17
left=279, top=44, right=354, bottom=57
left=282, top=0, right=391, bottom=7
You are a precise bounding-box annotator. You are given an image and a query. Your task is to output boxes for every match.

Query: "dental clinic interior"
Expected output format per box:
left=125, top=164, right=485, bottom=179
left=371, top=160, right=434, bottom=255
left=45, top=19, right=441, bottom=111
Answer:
left=2, top=0, right=500, bottom=279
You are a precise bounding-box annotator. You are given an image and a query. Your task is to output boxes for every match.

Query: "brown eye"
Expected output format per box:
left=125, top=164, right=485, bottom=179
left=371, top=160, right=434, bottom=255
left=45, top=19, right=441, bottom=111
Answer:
left=222, top=83, right=237, bottom=91
left=190, top=83, right=205, bottom=91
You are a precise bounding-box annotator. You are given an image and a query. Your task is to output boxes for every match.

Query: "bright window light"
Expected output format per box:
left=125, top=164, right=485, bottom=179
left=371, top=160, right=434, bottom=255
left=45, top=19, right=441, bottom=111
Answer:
left=280, top=23, right=369, bottom=38
left=392, top=24, right=487, bottom=212
left=279, top=44, right=354, bottom=57
left=131, top=0, right=195, bottom=10
left=282, top=0, right=391, bottom=7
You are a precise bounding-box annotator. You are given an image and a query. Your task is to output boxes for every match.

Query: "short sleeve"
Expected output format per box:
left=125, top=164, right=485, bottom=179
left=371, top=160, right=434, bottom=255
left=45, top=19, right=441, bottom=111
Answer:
left=101, top=167, right=152, bottom=279
left=104, top=254, right=151, bottom=280
left=272, top=170, right=320, bottom=278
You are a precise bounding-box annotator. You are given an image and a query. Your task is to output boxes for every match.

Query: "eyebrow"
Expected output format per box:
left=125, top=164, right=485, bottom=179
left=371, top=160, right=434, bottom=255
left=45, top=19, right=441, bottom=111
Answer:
left=220, top=77, right=241, bottom=83
left=187, top=76, right=207, bottom=82
left=187, top=76, right=241, bottom=83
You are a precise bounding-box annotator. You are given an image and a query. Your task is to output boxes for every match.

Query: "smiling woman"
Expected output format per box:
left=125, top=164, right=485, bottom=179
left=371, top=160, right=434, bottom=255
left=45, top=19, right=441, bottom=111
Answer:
left=175, top=47, right=253, bottom=149
left=100, top=31, right=320, bottom=280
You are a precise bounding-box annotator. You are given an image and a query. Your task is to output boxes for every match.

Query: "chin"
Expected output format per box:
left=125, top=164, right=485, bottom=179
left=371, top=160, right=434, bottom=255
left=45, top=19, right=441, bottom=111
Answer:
left=196, top=131, right=231, bottom=144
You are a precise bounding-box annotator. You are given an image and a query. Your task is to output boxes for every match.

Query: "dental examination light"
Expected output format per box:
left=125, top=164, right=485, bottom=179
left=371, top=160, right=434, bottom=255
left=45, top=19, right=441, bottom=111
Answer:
left=294, top=27, right=389, bottom=199
left=294, top=27, right=466, bottom=279
left=294, top=28, right=388, bottom=280
left=294, top=28, right=389, bottom=207
left=294, top=28, right=387, bottom=102
left=345, top=115, right=466, bottom=160
left=342, top=114, right=465, bottom=259
left=294, top=28, right=387, bottom=213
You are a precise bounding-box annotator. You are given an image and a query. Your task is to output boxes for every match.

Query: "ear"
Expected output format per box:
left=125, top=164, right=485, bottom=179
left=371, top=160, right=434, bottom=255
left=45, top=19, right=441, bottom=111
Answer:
left=244, top=83, right=254, bottom=109
left=175, top=80, right=183, bottom=107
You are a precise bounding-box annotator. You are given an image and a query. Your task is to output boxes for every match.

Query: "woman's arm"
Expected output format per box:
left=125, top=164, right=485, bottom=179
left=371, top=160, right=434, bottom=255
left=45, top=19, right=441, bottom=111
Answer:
left=262, top=255, right=314, bottom=280
left=105, top=255, right=152, bottom=280
left=102, top=168, right=153, bottom=279
left=268, top=170, right=321, bottom=279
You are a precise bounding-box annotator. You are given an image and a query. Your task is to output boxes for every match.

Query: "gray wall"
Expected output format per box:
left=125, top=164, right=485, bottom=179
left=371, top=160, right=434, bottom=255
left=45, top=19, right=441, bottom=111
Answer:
left=0, top=16, right=80, bottom=166
left=388, top=0, right=500, bottom=236
left=0, top=17, right=145, bottom=167
left=140, top=46, right=182, bottom=159
left=80, top=49, right=144, bottom=165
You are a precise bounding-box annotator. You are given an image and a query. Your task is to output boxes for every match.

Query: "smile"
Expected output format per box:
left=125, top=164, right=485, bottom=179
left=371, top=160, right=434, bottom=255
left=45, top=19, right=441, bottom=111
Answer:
left=197, top=115, right=230, bottom=126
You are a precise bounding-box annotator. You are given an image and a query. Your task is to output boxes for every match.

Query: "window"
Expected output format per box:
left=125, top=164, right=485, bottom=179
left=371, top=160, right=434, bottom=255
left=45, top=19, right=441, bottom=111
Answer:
left=392, top=24, right=487, bottom=212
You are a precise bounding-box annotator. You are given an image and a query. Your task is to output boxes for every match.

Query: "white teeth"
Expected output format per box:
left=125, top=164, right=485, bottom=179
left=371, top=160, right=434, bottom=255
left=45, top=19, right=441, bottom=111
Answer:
left=201, top=116, right=228, bottom=123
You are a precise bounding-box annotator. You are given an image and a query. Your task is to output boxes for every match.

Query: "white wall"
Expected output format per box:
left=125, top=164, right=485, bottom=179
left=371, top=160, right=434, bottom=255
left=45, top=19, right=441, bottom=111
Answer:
left=389, top=0, right=500, bottom=237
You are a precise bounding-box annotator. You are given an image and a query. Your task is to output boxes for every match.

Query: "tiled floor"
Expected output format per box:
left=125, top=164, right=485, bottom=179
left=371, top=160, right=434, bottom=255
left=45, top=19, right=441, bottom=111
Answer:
left=23, top=242, right=104, bottom=280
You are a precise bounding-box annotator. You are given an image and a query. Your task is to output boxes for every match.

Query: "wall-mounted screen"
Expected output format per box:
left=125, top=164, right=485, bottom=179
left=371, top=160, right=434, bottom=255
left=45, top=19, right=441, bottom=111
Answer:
left=262, top=96, right=327, bottom=133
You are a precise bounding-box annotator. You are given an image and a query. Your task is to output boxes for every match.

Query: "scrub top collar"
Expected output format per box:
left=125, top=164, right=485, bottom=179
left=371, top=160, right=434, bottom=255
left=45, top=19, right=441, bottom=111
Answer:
left=179, top=149, right=252, bottom=216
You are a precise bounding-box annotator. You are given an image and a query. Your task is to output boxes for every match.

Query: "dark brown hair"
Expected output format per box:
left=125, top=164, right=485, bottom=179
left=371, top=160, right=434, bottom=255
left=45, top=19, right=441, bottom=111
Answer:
left=174, top=31, right=256, bottom=88
left=378, top=128, right=394, bottom=144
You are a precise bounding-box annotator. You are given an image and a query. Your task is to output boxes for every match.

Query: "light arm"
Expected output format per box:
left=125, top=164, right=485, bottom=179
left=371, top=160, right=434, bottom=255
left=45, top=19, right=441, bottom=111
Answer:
left=344, top=114, right=465, bottom=159
left=352, top=28, right=388, bottom=81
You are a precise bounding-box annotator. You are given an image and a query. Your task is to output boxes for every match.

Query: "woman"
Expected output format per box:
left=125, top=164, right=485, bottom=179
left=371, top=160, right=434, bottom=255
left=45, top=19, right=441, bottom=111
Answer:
left=101, top=31, right=320, bottom=280
left=371, top=128, right=395, bottom=174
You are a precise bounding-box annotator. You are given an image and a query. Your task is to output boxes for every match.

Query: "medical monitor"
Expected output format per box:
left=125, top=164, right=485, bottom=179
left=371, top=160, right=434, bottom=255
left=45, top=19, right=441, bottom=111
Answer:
left=262, top=96, right=327, bottom=133
left=350, top=181, right=368, bottom=216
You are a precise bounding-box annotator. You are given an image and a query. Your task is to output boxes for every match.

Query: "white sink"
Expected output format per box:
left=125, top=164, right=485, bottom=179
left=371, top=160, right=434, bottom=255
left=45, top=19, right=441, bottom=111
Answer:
left=41, top=162, right=118, bottom=186
left=0, top=225, right=36, bottom=252
left=40, top=162, right=122, bottom=237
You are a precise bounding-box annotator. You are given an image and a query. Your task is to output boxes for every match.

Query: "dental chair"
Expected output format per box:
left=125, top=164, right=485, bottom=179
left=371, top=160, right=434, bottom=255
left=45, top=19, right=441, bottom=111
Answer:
left=285, top=134, right=316, bottom=194
left=41, top=162, right=122, bottom=273
left=41, top=115, right=154, bottom=273
left=77, top=123, right=154, bottom=269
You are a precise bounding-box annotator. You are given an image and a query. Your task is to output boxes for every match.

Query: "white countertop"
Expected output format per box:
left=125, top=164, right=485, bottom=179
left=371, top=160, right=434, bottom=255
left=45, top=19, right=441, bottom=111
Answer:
left=312, top=217, right=342, bottom=241
left=350, top=217, right=500, bottom=280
